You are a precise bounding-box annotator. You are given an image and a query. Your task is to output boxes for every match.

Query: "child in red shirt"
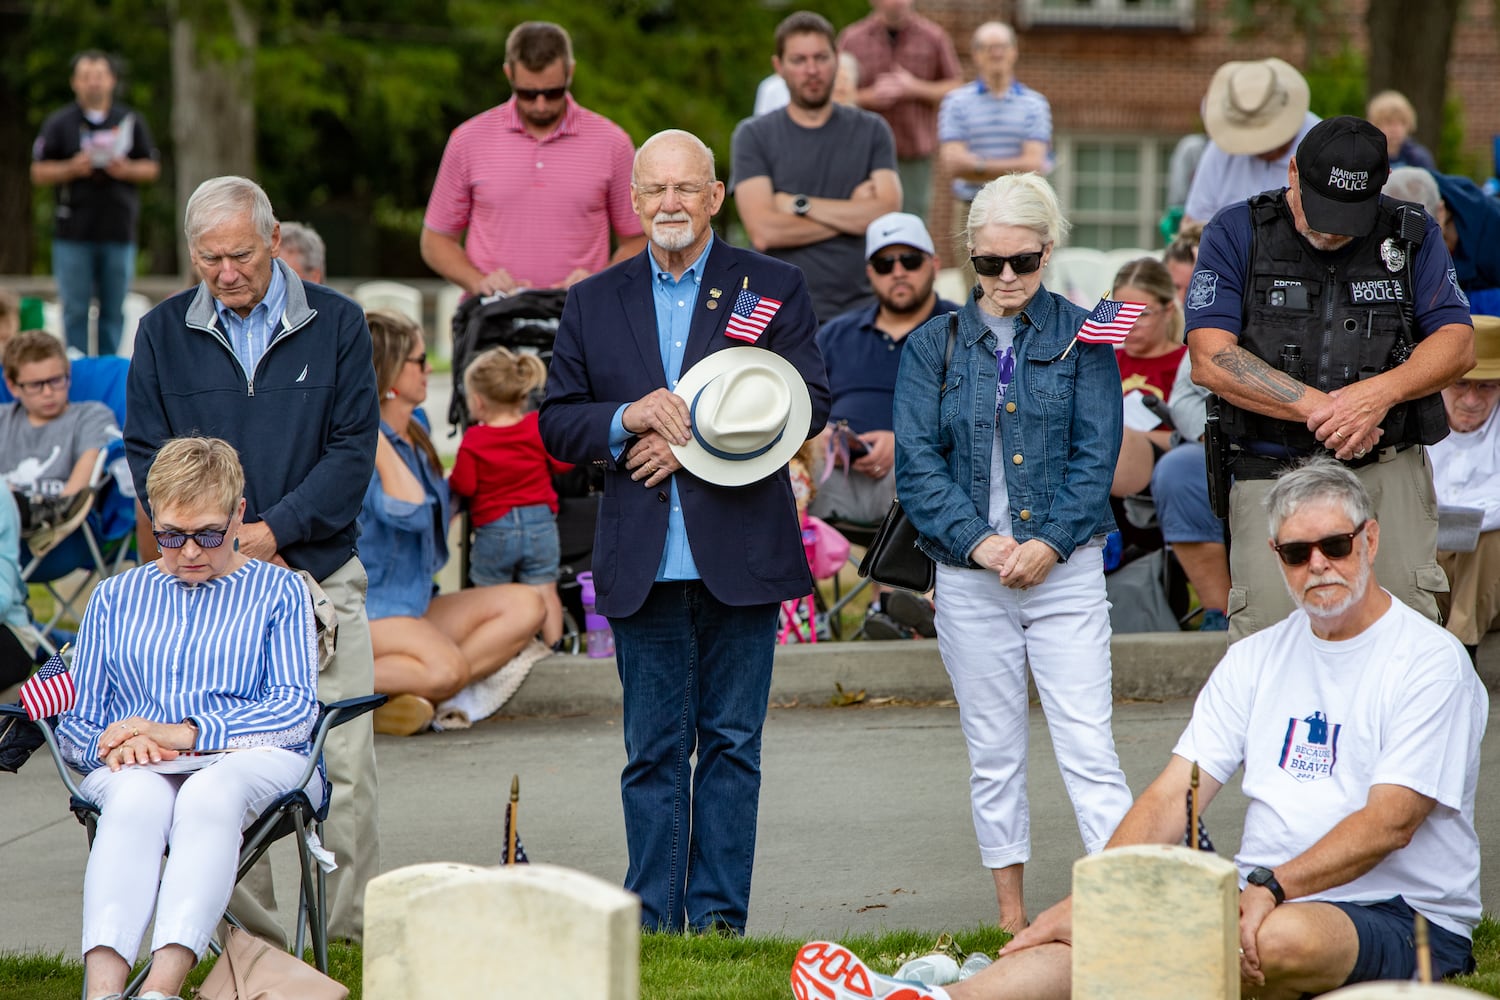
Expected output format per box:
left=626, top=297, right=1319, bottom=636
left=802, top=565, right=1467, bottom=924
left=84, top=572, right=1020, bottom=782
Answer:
left=450, top=347, right=573, bottom=645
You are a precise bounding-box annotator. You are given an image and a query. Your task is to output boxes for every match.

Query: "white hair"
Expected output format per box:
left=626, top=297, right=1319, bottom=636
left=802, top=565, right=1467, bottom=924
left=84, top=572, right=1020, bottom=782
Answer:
left=1382, top=167, right=1442, bottom=219
left=184, top=176, right=277, bottom=246
left=278, top=221, right=326, bottom=274
left=967, top=172, right=1070, bottom=249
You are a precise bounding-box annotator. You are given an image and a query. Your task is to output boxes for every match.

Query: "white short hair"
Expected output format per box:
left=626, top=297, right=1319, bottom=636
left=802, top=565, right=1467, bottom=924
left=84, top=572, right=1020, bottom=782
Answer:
left=184, top=176, right=277, bottom=246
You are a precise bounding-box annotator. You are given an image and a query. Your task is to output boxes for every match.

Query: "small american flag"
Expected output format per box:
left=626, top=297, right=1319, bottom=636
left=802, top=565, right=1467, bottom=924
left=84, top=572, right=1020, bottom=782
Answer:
left=1075, top=299, right=1148, bottom=345
left=20, top=649, right=75, bottom=721
left=724, top=287, right=783, bottom=343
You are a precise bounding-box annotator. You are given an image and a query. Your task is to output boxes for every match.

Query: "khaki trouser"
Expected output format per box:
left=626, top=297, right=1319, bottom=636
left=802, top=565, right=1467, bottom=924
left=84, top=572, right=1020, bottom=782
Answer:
left=1226, top=445, right=1447, bottom=643
left=1438, top=530, right=1500, bottom=646
left=228, top=556, right=380, bottom=944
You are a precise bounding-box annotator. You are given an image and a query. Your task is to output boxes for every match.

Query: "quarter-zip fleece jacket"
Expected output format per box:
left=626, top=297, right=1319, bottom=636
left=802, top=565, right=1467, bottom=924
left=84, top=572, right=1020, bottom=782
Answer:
left=125, top=261, right=379, bottom=581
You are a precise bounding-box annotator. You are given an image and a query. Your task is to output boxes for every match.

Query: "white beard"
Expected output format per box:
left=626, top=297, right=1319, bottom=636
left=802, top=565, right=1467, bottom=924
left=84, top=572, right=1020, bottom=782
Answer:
left=1288, top=555, right=1372, bottom=621
left=651, top=213, right=697, bottom=252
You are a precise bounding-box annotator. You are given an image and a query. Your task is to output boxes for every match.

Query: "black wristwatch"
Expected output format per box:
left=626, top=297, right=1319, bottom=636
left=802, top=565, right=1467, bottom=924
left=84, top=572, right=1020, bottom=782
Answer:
left=792, top=194, right=811, bottom=216
left=1246, top=866, right=1286, bottom=905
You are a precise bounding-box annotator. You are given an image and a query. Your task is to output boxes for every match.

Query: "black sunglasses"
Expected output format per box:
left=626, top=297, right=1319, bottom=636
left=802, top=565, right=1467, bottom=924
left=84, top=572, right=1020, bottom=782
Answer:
left=1272, top=521, right=1366, bottom=567
left=153, top=525, right=230, bottom=550
left=970, top=252, right=1045, bottom=277
left=513, top=85, right=567, bottom=101
left=870, top=251, right=928, bottom=275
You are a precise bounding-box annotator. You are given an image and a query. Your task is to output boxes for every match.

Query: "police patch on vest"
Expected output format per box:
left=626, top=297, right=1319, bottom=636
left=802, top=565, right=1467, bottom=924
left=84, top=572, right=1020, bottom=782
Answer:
left=1379, top=238, right=1406, bottom=273
left=1448, top=268, right=1471, bottom=307
left=1187, top=270, right=1218, bottom=310
left=1347, top=279, right=1405, bottom=304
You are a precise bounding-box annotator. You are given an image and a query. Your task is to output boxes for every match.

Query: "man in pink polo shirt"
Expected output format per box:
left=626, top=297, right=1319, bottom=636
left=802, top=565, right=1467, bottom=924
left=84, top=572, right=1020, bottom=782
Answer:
left=420, top=21, right=647, bottom=296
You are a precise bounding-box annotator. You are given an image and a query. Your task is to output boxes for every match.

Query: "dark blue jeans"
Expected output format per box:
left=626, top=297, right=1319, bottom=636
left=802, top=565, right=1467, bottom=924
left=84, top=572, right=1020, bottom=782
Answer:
left=610, top=581, right=779, bottom=934
left=52, top=239, right=134, bottom=356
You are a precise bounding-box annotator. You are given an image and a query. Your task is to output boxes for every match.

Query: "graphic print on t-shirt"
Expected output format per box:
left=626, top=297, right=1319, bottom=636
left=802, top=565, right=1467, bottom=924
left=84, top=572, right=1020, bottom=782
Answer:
left=1278, top=710, right=1340, bottom=782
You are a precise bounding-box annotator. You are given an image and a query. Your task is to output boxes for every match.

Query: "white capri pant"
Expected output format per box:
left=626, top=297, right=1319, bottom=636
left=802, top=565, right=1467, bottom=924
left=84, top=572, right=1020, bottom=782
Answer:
left=934, top=545, right=1132, bottom=869
left=78, top=748, right=323, bottom=961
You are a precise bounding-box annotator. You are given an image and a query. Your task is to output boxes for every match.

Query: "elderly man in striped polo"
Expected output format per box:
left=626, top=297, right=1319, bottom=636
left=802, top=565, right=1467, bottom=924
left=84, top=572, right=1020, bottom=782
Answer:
left=420, top=20, right=647, bottom=296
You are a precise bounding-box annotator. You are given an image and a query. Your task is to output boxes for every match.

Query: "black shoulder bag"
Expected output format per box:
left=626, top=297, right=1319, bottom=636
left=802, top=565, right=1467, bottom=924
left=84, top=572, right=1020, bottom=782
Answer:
left=857, top=313, right=957, bottom=593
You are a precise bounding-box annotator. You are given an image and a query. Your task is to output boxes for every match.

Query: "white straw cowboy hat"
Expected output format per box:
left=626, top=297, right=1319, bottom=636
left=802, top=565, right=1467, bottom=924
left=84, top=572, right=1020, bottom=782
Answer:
left=670, top=347, right=812, bottom=487
left=1203, top=57, right=1310, bottom=156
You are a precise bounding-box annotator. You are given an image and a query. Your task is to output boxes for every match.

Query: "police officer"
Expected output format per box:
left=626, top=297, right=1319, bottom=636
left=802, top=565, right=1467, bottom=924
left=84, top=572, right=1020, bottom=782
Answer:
left=1185, top=115, right=1474, bottom=642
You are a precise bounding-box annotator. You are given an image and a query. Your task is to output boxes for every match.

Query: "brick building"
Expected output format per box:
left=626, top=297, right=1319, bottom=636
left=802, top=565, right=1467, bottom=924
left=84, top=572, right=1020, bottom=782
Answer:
left=914, top=0, right=1500, bottom=252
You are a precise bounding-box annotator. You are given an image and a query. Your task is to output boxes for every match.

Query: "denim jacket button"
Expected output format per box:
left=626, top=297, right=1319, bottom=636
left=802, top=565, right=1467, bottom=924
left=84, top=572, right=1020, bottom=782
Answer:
left=1019, top=509, right=1032, bottom=520
left=1005, top=401, right=1017, bottom=413
left=1012, top=453, right=1024, bottom=465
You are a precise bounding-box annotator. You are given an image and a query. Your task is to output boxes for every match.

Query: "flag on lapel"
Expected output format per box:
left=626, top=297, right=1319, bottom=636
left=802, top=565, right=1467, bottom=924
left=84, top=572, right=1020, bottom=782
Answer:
left=19, top=649, right=75, bottom=721
left=1075, top=298, right=1148, bottom=345
left=724, top=286, right=783, bottom=343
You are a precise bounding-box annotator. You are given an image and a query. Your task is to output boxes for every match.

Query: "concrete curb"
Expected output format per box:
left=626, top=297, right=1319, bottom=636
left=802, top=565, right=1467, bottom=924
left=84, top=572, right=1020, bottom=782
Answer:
left=500, top=633, right=1234, bottom=717
left=500, top=631, right=1500, bottom=718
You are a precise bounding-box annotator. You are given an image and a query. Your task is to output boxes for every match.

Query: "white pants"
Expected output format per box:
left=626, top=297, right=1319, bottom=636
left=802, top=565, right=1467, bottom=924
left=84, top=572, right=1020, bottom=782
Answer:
left=79, top=748, right=323, bottom=962
left=934, top=547, right=1132, bottom=868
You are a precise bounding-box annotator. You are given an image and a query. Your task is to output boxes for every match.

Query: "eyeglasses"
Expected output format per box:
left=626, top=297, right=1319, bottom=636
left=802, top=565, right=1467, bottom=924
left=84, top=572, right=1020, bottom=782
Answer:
left=634, top=182, right=711, bottom=201
left=870, top=252, right=929, bottom=275
left=513, top=85, right=567, bottom=101
left=153, top=524, right=230, bottom=550
left=14, top=374, right=70, bottom=395
left=405, top=352, right=428, bottom=368
left=970, top=251, right=1045, bottom=277
left=1272, top=521, right=1367, bottom=567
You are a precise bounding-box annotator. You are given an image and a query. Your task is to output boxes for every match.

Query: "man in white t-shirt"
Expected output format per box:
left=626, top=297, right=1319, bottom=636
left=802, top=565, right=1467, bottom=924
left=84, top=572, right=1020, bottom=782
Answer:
left=1431, top=314, right=1500, bottom=660
left=793, top=456, right=1486, bottom=1000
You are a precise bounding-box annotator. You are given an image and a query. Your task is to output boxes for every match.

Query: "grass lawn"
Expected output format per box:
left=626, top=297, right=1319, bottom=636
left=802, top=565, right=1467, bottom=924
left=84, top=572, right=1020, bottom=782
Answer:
left=3, top=921, right=1499, bottom=999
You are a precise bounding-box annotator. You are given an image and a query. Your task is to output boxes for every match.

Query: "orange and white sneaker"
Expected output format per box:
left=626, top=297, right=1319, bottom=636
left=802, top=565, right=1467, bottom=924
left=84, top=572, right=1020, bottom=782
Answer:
left=791, top=941, right=947, bottom=1000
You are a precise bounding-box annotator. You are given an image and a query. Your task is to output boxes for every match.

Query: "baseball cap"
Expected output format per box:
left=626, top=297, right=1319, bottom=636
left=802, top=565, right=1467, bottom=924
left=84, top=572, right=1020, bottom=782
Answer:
left=866, top=212, right=935, bottom=259
left=1294, top=116, right=1391, bottom=237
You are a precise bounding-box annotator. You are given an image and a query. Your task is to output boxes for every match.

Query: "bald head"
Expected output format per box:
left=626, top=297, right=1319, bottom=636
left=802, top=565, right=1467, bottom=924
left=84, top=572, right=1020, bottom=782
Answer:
left=633, top=129, right=716, bottom=186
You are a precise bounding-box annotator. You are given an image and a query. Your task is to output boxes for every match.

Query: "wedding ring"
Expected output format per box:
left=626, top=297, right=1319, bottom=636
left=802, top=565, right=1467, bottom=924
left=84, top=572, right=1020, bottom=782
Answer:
left=1354, top=449, right=1367, bottom=458
left=1332, top=430, right=1345, bottom=440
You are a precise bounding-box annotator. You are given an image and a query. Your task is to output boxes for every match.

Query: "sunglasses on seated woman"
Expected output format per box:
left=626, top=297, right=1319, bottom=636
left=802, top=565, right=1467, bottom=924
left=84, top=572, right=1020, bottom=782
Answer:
left=1271, top=522, right=1366, bottom=566
left=970, top=251, right=1045, bottom=277
left=153, top=525, right=230, bottom=549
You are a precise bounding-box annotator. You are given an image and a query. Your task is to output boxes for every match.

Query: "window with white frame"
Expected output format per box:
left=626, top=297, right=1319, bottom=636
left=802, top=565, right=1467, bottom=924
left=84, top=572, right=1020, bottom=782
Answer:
left=1050, top=134, right=1179, bottom=250
left=1018, top=0, right=1196, bottom=30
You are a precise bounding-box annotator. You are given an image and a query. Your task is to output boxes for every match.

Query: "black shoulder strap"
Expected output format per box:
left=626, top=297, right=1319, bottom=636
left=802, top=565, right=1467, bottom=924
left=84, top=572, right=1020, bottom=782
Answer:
left=941, top=311, right=958, bottom=390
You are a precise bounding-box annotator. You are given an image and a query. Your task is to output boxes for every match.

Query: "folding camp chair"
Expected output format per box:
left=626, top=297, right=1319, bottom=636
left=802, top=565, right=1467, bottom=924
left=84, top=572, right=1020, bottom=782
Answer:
left=0, top=693, right=385, bottom=999
left=18, top=356, right=137, bottom=632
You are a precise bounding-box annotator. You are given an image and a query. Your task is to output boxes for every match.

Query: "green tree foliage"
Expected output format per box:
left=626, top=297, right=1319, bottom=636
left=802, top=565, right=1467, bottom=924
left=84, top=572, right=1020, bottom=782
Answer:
left=19, top=0, right=872, bottom=275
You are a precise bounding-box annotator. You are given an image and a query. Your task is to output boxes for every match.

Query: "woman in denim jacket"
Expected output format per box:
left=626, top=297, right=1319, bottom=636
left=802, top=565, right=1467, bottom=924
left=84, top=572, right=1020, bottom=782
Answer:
left=893, top=173, right=1132, bottom=932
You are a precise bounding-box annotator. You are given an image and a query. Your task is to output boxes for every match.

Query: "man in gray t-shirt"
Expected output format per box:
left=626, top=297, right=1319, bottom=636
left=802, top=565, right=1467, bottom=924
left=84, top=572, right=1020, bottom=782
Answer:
left=731, top=11, right=900, bottom=323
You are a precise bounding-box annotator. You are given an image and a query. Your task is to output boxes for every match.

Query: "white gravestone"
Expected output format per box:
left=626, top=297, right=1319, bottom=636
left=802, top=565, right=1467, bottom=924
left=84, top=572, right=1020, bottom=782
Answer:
left=1072, top=844, right=1240, bottom=1000
left=364, top=861, right=640, bottom=1000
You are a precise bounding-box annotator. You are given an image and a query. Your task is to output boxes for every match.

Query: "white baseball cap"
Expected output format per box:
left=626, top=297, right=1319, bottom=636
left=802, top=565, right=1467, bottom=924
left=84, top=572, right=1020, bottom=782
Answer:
left=866, top=212, right=936, bottom=259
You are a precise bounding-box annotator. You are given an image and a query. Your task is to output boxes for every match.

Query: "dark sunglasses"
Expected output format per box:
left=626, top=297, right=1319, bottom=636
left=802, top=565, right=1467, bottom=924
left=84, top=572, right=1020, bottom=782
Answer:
left=153, top=525, right=230, bottom=550
left=513, top=85, right=567, bottom=101
left=405, top=352, right=428, bottom=368
left=870, top=251, right=928, bottom=275
left=970, top=252, right=1045, bottom=277
left=1272, top=521, right=1366, bottom=567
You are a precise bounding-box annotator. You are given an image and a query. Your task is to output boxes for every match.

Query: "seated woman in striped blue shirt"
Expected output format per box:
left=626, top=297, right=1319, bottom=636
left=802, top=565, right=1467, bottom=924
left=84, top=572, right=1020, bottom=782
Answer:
left=55, top=436, right=322, bottom=1000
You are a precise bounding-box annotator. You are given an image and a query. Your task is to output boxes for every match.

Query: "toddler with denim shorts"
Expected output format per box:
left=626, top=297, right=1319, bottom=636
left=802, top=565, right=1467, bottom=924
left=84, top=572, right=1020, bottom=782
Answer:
left=450, top=347, right=573, bottom=645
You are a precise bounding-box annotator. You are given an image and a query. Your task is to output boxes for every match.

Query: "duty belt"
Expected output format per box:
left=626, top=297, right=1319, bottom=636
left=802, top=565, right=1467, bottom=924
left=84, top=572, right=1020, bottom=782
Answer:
left=1230, top=442, right=1415, bottom=480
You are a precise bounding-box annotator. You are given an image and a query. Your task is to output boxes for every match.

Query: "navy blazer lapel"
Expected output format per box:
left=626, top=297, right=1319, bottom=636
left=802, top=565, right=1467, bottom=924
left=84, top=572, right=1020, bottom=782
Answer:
left=617, top=251, right=667, bottom=386
left=682, top=240, right=740, bottom=368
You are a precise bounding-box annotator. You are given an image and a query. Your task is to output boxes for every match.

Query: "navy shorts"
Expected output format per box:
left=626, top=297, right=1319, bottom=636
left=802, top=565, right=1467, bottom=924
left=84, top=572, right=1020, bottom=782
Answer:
left=470, top=504, right=561, bottom=586
left=1332, top=896, right=1474, bottom=987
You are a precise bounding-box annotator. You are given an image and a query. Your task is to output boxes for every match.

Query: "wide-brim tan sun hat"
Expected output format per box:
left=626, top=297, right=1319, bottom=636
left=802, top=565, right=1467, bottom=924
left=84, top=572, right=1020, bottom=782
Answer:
left=1467, top=314, right=1500, bottom=381
left=670, top=347, right=813, bottom=488
left=1203, top=57, right=1310, bottom=156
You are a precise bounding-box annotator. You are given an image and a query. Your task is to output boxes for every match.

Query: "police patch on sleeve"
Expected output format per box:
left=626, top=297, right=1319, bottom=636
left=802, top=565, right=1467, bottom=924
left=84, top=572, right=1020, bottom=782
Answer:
left=1448, top=268, right=1471, bottom=307
left=1186, top=270, right=1218, bottom=310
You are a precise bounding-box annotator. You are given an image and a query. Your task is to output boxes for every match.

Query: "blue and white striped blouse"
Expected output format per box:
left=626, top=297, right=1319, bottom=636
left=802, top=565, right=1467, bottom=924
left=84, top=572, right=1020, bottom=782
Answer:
left=56, top=558, right=319, bottom=772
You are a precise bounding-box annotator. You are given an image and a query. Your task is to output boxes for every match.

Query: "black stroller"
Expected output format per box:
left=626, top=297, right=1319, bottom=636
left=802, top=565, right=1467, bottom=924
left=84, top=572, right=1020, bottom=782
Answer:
left=448, top=289, right=599, bottom=652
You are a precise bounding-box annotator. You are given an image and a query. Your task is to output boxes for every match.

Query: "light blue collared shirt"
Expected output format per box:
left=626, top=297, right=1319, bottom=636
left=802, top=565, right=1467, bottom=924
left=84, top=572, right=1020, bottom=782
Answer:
left=609, top=235, right=715, bottom=581
left=214, top=262, right=287, bottom=380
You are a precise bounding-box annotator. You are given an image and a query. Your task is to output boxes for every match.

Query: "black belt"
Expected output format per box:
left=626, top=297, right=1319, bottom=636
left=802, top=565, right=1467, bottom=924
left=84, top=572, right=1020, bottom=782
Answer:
left=1230, top=442, right=1415, bottom=480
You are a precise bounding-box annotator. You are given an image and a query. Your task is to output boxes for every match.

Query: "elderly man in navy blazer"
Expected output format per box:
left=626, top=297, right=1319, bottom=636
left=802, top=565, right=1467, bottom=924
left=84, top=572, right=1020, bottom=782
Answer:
left=540, top=128, right=829, bottom=935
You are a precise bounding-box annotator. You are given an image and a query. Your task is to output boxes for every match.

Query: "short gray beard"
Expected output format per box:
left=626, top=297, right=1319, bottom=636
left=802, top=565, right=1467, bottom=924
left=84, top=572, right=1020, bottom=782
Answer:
left=651, top=213, right=697, bottom=252
left=1288, top=555, right=1371, bottom=621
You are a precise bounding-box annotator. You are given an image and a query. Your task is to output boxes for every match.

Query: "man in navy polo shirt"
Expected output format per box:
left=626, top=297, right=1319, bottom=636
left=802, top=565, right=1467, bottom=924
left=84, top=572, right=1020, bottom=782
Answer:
left=813, top=211, right=959, bottom=636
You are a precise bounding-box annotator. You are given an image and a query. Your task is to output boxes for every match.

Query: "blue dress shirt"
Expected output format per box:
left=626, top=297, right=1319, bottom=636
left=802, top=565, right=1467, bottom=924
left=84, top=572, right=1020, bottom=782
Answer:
left=215, top=261, right=288, bottom=380
left=608, top=235, right=716, bottom=581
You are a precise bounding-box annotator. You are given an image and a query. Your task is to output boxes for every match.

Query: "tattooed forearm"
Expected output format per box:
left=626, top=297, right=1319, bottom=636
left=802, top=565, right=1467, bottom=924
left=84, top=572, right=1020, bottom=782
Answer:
left=1212, top=347, right=1306, bottom=403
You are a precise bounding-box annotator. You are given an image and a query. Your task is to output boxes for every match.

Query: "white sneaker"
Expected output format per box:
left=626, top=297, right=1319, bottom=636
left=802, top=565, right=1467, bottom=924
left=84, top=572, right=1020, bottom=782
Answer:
left=791, top=941, right=945, bottom=999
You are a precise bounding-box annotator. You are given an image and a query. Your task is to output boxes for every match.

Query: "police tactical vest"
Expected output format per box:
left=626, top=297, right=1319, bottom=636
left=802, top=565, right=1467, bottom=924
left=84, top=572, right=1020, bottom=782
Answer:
left=1219, top=191, right=1448, bottom=451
